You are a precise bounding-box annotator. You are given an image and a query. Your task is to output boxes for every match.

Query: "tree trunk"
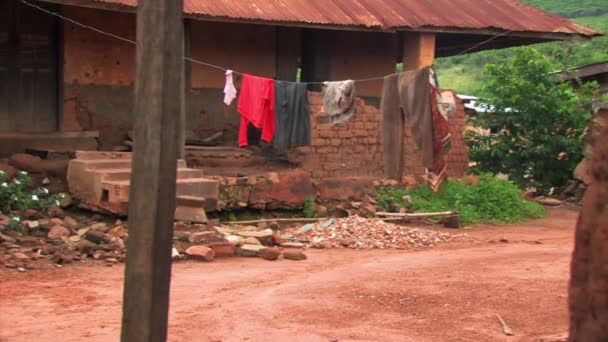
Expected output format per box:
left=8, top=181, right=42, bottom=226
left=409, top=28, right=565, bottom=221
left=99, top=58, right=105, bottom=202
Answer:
left=569, top=104, right=608, bottom=341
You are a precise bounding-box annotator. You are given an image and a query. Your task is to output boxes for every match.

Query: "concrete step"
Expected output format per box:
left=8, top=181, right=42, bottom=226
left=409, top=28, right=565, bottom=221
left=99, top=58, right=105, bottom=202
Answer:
left=102, top=178, right=219, bottom=203
left=175, top=196, right=209, bottom=223
left=99, top=168, right=204, bottom=182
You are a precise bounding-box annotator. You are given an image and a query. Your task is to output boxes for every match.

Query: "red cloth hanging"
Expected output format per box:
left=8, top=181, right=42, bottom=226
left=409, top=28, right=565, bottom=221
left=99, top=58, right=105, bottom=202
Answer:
left=428, top=84, right=452, bottom=192
left=237, top=74, right=276, bottom=147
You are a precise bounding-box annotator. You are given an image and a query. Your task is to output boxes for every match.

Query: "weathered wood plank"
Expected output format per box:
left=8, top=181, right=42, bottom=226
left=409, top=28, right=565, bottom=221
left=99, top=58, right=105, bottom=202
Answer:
left=120, top=0, right=184, bottom=340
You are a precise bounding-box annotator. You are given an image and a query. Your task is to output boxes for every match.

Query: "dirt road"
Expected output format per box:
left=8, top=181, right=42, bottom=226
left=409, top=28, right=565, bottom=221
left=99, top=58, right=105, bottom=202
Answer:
left=0, top=208, right=577, bottom=342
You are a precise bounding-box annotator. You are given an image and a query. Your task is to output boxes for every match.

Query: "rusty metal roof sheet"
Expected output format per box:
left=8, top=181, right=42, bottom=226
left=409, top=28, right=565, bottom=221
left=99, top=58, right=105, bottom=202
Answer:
left=72, top=0, right=601, bottom=37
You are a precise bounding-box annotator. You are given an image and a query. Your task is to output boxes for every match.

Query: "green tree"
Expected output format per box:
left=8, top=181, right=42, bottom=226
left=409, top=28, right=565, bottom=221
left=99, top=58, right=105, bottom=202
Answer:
left=466, top=48, right=597, bottom=194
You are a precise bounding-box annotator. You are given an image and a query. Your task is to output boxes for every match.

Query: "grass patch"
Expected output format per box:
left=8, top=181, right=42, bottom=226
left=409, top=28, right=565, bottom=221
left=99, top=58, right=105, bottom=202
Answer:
left=376, top=174, right=545, bottom=226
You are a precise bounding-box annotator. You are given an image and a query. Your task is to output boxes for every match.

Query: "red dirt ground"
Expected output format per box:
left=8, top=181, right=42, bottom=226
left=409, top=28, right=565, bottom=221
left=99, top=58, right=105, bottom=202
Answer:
left=0, top=208, right=577, bottom=342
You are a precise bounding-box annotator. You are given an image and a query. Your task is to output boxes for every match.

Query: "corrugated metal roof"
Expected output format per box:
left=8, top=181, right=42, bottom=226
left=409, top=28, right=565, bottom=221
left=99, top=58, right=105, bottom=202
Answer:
left=77, top=0, right=601, bottom=37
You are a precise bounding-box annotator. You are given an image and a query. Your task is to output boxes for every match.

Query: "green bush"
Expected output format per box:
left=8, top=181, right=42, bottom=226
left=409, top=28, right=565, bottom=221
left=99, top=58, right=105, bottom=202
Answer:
left=0, top=170, right=62, bottom=216
left=376, top=174, right=545, bottom=226
left=303, top=196, right=317, bottom=218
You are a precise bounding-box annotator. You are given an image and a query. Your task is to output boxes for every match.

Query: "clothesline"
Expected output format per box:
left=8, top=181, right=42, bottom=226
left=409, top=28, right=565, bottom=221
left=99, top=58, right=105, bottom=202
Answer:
left=22, top=0, right=512, bottom=85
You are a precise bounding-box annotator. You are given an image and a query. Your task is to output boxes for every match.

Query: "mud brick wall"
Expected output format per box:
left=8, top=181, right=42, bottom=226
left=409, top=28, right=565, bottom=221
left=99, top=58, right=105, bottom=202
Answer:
left=445, top=96, right=470, bottom=177
left=292, top=94, right=383, bottom=178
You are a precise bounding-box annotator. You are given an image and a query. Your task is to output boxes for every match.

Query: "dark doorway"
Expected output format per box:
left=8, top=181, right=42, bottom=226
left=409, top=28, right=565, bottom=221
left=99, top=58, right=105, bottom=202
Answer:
left=0, top=0, right=59, bottom=132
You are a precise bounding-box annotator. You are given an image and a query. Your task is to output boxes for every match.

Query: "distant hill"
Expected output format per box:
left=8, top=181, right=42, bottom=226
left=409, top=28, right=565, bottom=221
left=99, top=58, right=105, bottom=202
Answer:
left=435, top=0, right=608, bottom=95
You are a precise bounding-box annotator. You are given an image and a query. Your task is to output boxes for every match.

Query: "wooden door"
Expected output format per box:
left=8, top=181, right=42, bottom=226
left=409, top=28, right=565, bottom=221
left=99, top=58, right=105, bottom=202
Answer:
left=0, top=0, right=58, bottom=133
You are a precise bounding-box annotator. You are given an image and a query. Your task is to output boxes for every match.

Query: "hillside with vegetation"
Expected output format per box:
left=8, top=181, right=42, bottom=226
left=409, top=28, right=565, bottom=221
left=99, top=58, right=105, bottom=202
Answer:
left=435, top=0, right=608, bottom=95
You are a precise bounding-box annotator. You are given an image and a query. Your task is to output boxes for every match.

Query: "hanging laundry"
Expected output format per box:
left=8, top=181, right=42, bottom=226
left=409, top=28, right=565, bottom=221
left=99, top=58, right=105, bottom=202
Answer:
left=237, top=74, right=275, bottom=147
left=322, top=80, right=356, bottom=124
left=223, top=70, right=237, bottom=106
left=428, top=84, right=452, bottom=192
left=380, top=66, right=451, bottom=191
left=273, top=81, right=311, bottom=150
left=381, top=67, right=434, bottom=180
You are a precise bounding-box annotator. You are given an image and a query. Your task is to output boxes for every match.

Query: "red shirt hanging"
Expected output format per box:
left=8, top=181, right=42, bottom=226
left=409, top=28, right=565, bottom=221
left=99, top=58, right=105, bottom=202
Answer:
left=237, top=74, right=276, bottom=147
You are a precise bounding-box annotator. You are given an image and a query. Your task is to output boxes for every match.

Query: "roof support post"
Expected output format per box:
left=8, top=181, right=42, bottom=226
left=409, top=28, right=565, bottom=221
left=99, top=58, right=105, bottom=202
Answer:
left=402, top=32, right=436, bottom=71
left=120, top=0, right=184, bottom=340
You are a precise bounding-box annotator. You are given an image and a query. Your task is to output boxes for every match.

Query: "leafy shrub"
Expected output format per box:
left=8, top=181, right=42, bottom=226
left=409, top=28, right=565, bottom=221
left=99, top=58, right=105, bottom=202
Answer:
left=376, top=174, right=545, bottom=226
left=303, top=196, right=317, bottom=218
left=467, top=48, right=597, bottom=194
left=0, top=170, right=62, bottom=216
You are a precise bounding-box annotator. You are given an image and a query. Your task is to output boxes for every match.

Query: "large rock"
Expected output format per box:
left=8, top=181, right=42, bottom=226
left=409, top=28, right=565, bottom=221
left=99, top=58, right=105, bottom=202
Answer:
left=260, top=247, right=281, bottom=261
left=209, top=242, right=235, bottom=257
left=75, top=240, right=97, bottom=256
left=0, top=233, right=15, bottom=243
left=9, top=153, right=43, bottom=173
left=63, top=216, right=79, bottom=229
left=85, top=230, right=111, bottom=244
left=185, top=246, right=215, bottom=262
left=284, top=251, right=307, bottom=261
left=188, top=231, right=222, bottom=244
left=238, top=244, right=265, bottom=257
left=107, top=225, right=127, bottom=239
left=236, top=229, right=275, bottom=246
left=47, top=225, right=70, bottom=240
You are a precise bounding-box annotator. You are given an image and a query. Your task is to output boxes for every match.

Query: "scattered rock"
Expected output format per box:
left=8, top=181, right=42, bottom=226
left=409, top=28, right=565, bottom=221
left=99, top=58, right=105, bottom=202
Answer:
left=358, top=204, right=377, bottom=217
left=0, top=233, right=15, bottom=243
left=47, top=207, right=65, bottom=219
left=298, top=223, right=314, bottom=233
left=189, top=231, right=218, bottom=244
left=173, top=231, right=191, bottom=242
left=260, top=247, right=281, bottom=261
left=243, top=237, right=261, bottom=245
left=105, top=257, right=118, bottom=263
left=281, top=242, right=304, bottom=249
left=185, top=245, right=215, bottom=262
left=271, top=233, right=283, bottom=246
left=63, top=217, right=79, bottom=229
left=236, top=229, right=274, bottom=246
left=12, top=252, right=30, bottom=260
left=51, top=250, right=75, bottom=264
left=77, top=228, right=90, bottom=237
left=58, top=193, right=72, bottom=208
left=22, top=220, right=40, bottom=232
left=50, top=218, right=63, bottom=225
left=238, top=244, right=265, bottom=257
left=85, top=230, right=111, bottom=244
left=75, top=240, right=97, bottom=256
left=310, top=237, right=328, bottom=249
left=68, top=236, right=80, bottom=243
left=284, top=251, right=307, bottom=261
left=269, top=221, right=280, bottom=230
left=535, top=197, right=563, bottom=207
left=38, top=219, right=54, bottom=229
left=23, top=209, right=45, bottom=220
left=209, top=242, right=235, bottom=257
left=225, top=235, right=245, bottom=247
left=171, top=247, right=181, bottom=260
left=91, top=223, right=110, bottom=233
left=107, top=225, right=127, bottom=239
left=109, top=237, right=125, bottom=252
left=47, top=226, right=71, bottom=240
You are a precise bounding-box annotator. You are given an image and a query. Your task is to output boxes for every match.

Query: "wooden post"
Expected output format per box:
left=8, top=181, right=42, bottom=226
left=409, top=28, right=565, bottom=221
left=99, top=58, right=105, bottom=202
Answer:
left=402, top=31, right=436, bottom=71
left=120, top=0, right=184, bottom=340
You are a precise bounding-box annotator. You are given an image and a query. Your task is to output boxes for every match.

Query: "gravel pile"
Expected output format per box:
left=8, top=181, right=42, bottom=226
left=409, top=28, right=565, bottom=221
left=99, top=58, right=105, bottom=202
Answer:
left=287, top=216, right=468, bottom=250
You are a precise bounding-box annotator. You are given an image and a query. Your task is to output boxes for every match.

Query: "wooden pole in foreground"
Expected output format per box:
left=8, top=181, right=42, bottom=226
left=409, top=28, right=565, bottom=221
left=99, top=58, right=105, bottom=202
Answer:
left=121, top=0, right=184, bottom=340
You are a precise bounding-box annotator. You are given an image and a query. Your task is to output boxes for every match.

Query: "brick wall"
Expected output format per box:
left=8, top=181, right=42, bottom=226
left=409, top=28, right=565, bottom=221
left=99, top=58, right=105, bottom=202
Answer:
left=292, top=93, right=383, bottom=178
left=292, top=92, right=468, bottom=180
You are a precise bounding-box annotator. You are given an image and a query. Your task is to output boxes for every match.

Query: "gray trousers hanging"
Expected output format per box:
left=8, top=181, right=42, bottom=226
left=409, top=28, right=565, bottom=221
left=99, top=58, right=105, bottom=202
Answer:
left=380, top=67, right=433, bottom=180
